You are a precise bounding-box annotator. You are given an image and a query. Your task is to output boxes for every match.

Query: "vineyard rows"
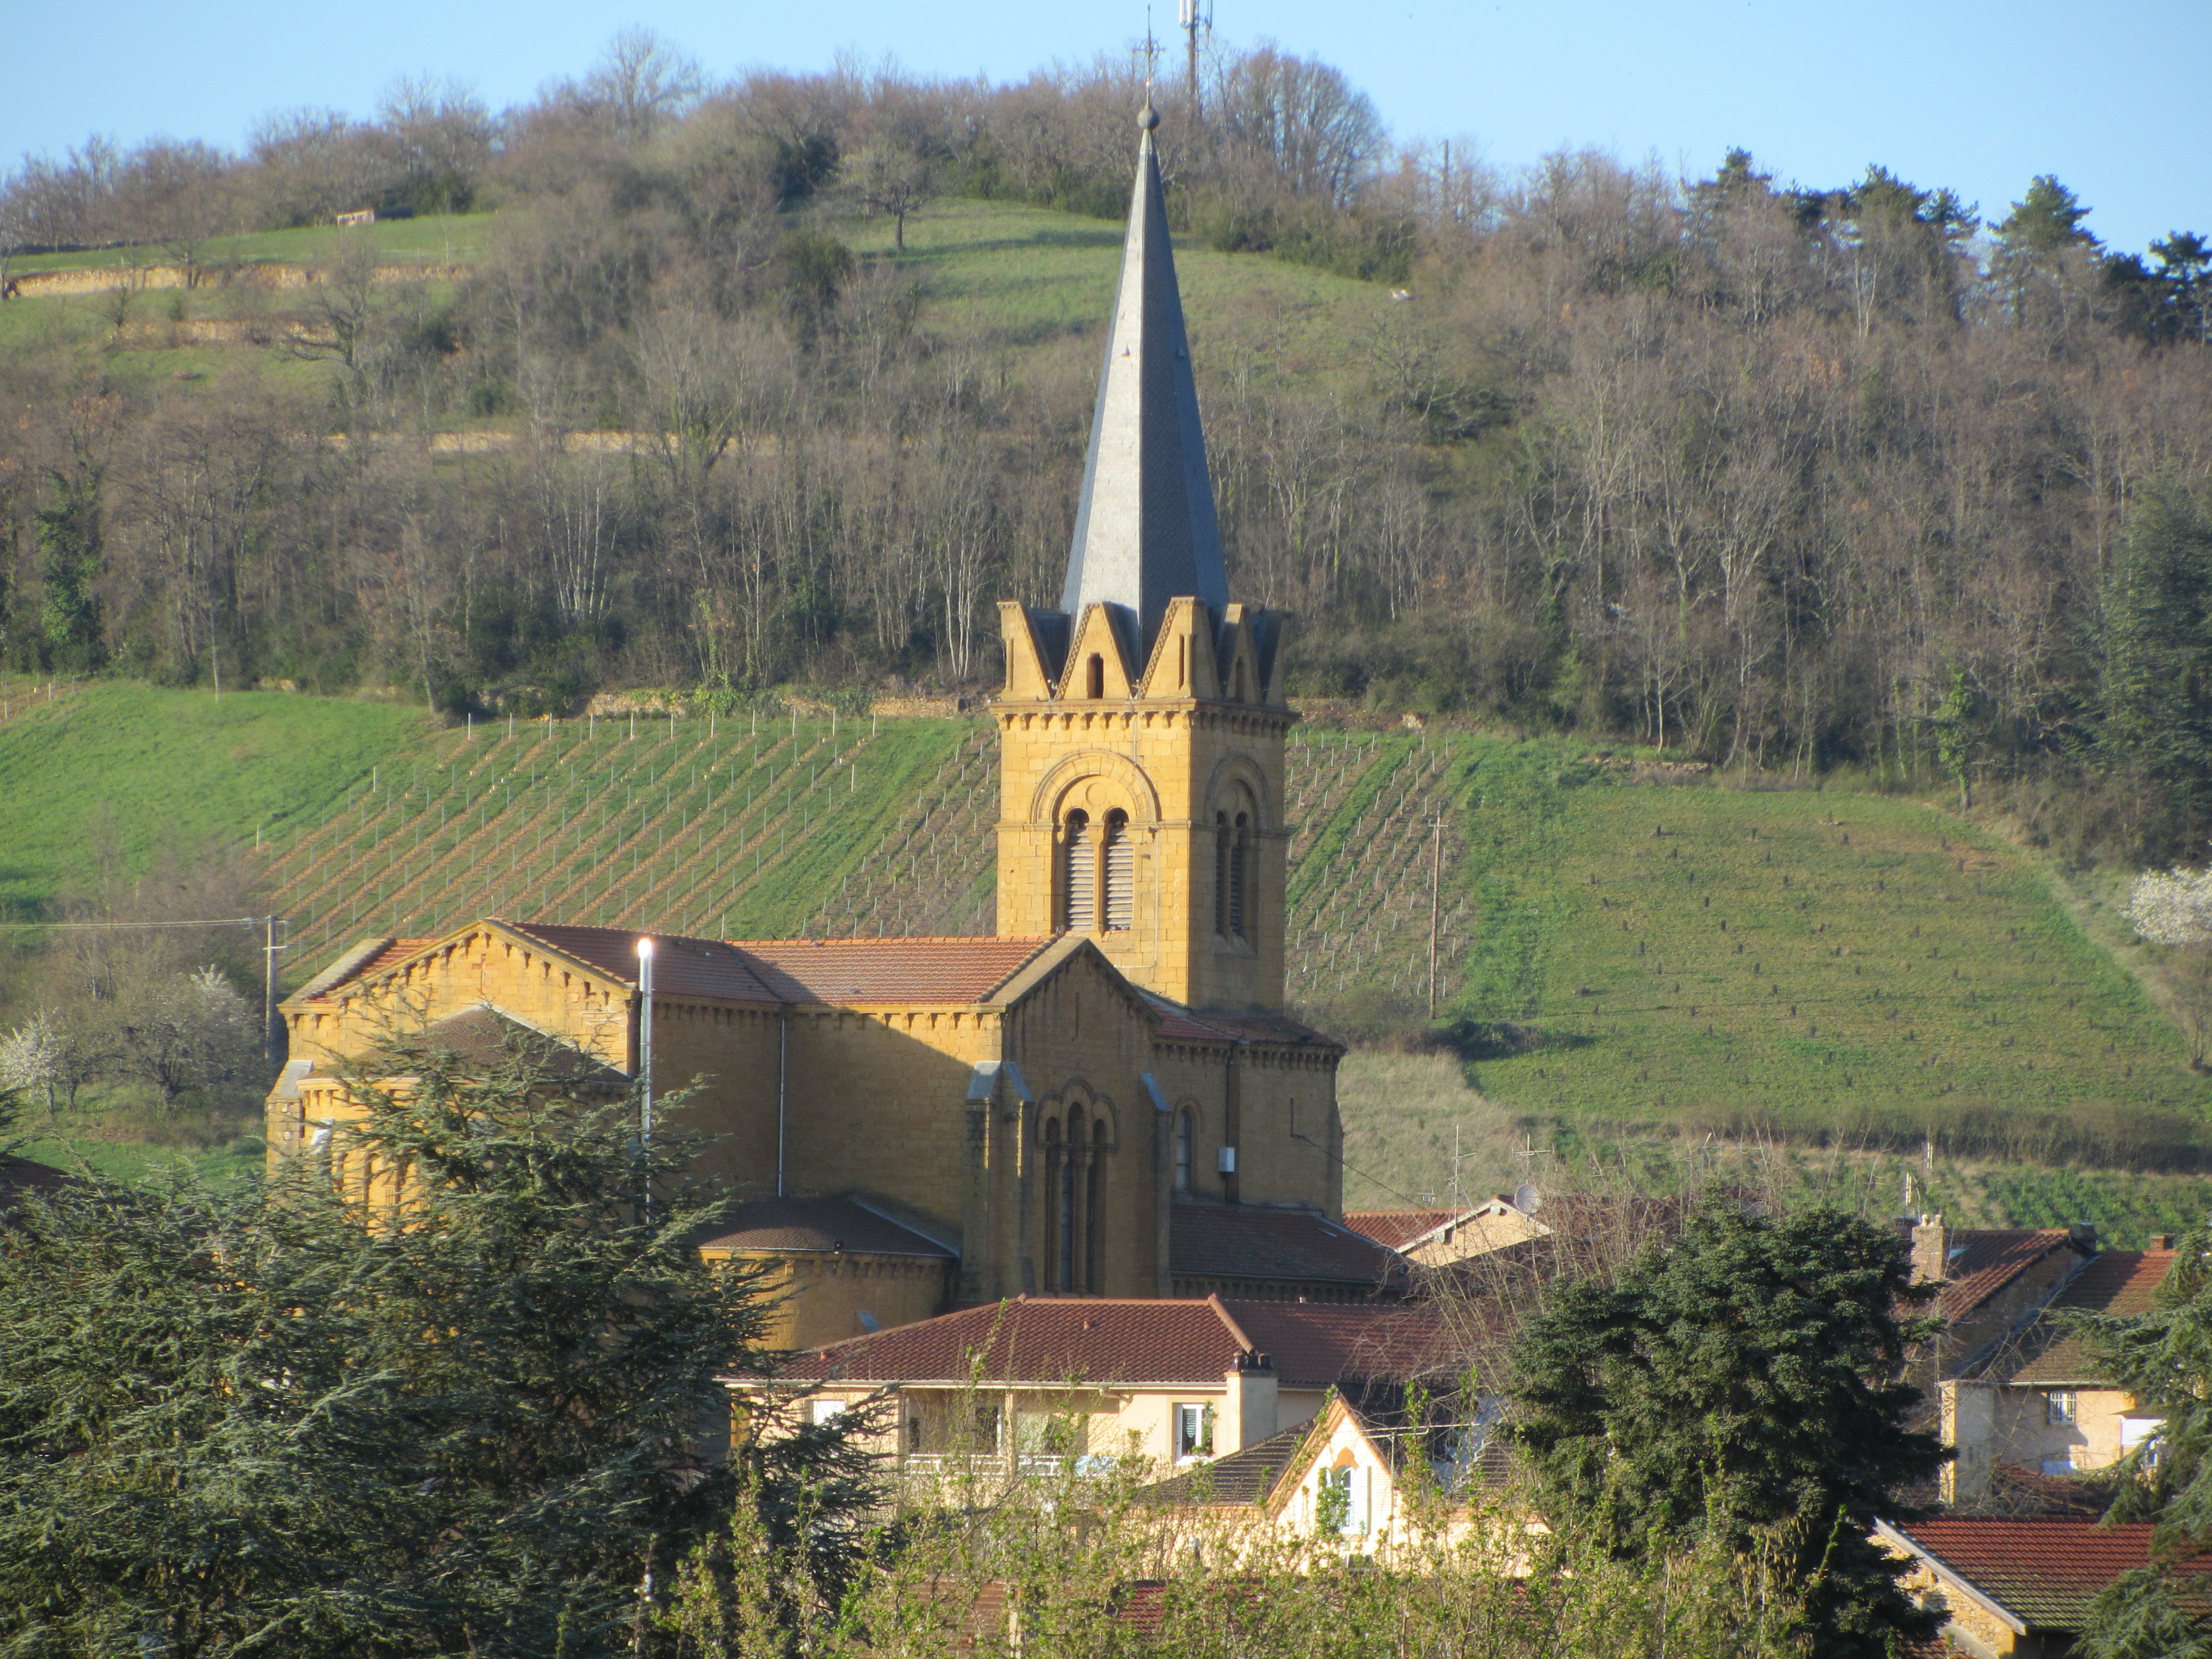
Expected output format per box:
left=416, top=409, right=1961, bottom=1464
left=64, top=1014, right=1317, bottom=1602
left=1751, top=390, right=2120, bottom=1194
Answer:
left=263, top=715, right=1483, bottom=1016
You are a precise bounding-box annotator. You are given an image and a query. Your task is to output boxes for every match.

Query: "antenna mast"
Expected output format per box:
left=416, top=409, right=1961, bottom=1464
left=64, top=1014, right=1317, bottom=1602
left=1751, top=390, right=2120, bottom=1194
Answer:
left=1177, top=0, right=1211, bottom=115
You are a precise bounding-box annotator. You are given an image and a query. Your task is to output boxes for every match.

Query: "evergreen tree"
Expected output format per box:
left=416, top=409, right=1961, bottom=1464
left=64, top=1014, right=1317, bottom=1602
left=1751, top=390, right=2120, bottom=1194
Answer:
left=1506, top=1201, right=1945, bottom=1659
left=2097, top=483, right=2212, bottom=852
left=0, top=1030, right=872, bottom=1657
left=32, top=466, right=102, bottom=671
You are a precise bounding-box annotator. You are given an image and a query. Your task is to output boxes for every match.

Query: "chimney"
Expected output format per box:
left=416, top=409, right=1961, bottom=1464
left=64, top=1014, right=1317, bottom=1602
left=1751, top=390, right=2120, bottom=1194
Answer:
left=1220, top=1349, right=1277, bottom=1454
left=2153, top=1234, right=2175, bottom=1250
left=2069, top=1222, right=2098, bottom=1253
left=1910, top=1214, right=1949, bottom=1286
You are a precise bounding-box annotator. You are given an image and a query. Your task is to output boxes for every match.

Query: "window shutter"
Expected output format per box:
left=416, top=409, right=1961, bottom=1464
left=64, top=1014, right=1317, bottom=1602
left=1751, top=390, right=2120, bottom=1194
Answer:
left=1065, top=815, right=1094, bottom=931
left=1103, top=813, right=1133, bottom=931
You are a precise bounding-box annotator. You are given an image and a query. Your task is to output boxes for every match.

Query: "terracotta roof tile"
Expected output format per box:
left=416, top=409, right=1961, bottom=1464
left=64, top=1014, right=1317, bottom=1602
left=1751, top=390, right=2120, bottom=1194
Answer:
left=776, top=1295, right=1449, bottom=1390
left=1142, top=1421, right=1312, bottom=1506
left=1888, top=1518, right=2212, bottom=1630
left=699, top=1196, right=956, bottom=1259
left=1171, top=1204, right=1411, bottom=1293
left=1343, top=1208, right=1467, bottom=1251
left=727, top=936, right=1053, bottom=1004
left=1940, top=1229, right=2077, bottom=1321
left=1999, top=1250, right=2176, bottom=1385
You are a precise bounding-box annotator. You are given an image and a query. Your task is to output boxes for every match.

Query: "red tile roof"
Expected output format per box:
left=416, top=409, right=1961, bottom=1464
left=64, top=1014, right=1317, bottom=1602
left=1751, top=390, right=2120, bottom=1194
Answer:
left=698, top=1195, right=955, bottom=1259
left=1940, top=1229, right=2077, bottom=1321
left=730, top=936, right=1053, bottom=1004
left=775, top=1295, right=1450, bottom=1390
left=1343, top=1208, right=1466, bottom=1251
left=2001, top=1249, right=2176, bottom=1385
left=1886, top=1518, right=2212, bottom=1630
left=1171, top=1204, right=1411, bottom=1293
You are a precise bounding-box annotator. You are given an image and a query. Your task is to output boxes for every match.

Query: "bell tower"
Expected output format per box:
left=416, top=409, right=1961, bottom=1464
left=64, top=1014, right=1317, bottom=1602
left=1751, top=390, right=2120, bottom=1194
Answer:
left=994, top=103, right=1294, bottom=1014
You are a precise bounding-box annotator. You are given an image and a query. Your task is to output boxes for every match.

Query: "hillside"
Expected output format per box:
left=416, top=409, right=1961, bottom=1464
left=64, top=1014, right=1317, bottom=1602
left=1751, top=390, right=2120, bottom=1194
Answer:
left=7, top=682, right=2205, bottom=1219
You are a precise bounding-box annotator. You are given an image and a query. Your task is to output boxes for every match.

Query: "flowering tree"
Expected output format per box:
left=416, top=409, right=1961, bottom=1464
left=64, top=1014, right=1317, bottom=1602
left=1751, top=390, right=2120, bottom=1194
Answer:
left=2126, top=865, right=2212, bottom=1067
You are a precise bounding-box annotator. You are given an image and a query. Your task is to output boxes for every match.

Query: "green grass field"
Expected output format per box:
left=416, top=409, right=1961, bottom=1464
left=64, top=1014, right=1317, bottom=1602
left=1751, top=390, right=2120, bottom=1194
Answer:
left=6, top=212, right=490, bottom=276
left=2, top=198, right=1390, bottom=411
left=6, top=685, right=2209, bottom=1194
left=0, top=678, right=428, bottom=921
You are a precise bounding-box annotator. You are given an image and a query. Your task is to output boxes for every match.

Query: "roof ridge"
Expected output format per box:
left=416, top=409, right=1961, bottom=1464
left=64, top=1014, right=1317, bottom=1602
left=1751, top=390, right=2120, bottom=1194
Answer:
left=724, top=935, right=1054, bottom=947
left=1207, top=1292, right=1258, bottom=1353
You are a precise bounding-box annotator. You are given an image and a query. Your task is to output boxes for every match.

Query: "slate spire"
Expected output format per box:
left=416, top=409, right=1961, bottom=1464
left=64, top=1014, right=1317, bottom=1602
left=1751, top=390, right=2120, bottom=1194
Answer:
left=1059, top=102, right=1231, bottom=655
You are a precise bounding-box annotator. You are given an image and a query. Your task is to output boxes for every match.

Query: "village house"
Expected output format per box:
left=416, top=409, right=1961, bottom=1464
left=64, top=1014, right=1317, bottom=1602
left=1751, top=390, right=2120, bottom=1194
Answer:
left=1878, top=1517, right=2212, bottom=1658
left=1139, top=1391, right=1520, bottom=1566
left=755, top=1293, right=1457, bottom=1478
left=1939, top=1244, right=2176, bottom=1504
left=264, top=106, right=1357, bottom=1338
left=1344, top=1193, right=1550, bottom=1267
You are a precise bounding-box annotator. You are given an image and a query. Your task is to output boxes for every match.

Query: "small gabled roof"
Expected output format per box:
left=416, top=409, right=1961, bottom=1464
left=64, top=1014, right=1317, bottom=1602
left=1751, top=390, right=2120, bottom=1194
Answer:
left=1940, top=1228, right=2080, bottom=1322
left=1343, top=1209, right=1468, bottom=1253
left=1172, top=1204, right=1411, bottom=1295
left=1142, top=1420, right=1316, bottom=1508
left=773, top=1295, right=1451, bottom=1391
left=1992, top=1249, right=2176, bottom=1386
left=1879, top=1517, right=2212, bottom=1632
left=698, top=1195, right=956, bottom=1260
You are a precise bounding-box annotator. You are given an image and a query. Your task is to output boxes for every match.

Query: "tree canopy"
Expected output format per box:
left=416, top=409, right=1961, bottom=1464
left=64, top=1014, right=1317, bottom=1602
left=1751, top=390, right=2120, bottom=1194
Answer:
left=1507, top=1201, right=1946, bottom=1659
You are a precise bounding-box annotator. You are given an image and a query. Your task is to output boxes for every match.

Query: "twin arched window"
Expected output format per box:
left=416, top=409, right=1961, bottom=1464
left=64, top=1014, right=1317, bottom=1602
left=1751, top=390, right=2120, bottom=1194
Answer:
left=1062, top=808, right=1132, bottom=933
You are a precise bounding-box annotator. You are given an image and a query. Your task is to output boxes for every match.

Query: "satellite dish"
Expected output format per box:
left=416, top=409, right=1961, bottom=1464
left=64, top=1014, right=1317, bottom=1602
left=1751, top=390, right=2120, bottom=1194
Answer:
left=1514, top=1183, right=1541, bottom=1215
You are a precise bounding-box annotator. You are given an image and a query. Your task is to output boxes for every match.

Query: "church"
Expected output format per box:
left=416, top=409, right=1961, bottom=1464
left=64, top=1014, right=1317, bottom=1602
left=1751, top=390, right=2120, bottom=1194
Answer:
left=264, top=106, right=1385, bottom=1347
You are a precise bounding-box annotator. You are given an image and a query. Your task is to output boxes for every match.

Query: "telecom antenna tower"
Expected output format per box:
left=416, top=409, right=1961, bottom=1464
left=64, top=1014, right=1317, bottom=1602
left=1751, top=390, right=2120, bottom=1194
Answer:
left=1178, top=0, right=1212, bottom=113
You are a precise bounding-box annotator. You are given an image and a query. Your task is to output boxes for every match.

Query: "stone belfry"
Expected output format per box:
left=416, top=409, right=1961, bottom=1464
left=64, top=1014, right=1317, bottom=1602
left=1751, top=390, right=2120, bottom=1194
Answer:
left=995, top=103, right=1292, bottom=1014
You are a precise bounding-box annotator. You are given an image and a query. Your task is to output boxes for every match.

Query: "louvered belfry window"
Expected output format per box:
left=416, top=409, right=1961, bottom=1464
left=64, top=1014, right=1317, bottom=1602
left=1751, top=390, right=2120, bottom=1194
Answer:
left=1103, top=811, right=1133, bottom=931
left=1064, top=811, right=1095, bottom=931
left=1214, top=812, right=1231, bottom=937
left=1228, top=812, right=1250, bottom=940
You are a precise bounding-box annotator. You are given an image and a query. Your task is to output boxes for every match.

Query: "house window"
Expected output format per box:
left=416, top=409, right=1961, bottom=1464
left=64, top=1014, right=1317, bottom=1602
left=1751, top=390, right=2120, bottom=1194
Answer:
left=1063, top=811, right=1094, bottom=931
left=1175, top=1110, right=1194, bottom=1192
left=1103, top=811, right=1133, bottom=931
left=2047, top=1391, right=2078, bottom=1426
left=1176, top=1402, right=1215, bottom=1460
left=809, top=1397, right=847, bottom=1427
left=1318, top=1464, right=1369, bottom=1536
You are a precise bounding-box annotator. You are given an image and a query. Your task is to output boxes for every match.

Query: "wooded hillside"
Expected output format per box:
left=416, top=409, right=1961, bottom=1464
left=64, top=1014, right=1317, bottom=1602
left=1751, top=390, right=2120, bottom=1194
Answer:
left=6, top=34, right=2211, bottom=856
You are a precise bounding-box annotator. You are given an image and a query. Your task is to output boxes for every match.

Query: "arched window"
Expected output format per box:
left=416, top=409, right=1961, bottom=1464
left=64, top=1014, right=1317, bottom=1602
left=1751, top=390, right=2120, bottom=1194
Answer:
left=1063, top=811, right=1094, bottom=932
left=1057, top=1110, right=1079, bottom=1292
left=1086, top=654, right=1105, bottom=699
left=1229, top=812, right=1251, bottom=940
left=1213, top=812, right=1230, bottom=938
left=1103, top=810, right=1133, bottom=932
left=1175, top=1109, right=1194, bottom=1192
left=1086, top=1119, right=1107, bottom=1292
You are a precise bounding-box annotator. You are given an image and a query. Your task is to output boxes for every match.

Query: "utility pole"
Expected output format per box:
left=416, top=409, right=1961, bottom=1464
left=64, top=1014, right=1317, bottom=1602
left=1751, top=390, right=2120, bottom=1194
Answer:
left=262, top=915, right=289, bottom=1077
left=1426, top=812, right=1444, bottom=1019
left=635, top=936, right=655, bottom=1220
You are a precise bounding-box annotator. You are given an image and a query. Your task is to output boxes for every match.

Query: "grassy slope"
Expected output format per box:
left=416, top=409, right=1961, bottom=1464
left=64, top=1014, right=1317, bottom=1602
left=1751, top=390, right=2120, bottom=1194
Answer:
left=0, top=678, right=427, bottom=920
left=1, top=198, right=1391, bottom=408
left=7, top=212, right=492, bottom=275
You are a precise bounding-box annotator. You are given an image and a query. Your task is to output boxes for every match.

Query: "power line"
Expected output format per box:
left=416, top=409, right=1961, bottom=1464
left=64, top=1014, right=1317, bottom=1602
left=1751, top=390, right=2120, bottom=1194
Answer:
left=0, top=917, right=272, bottom=931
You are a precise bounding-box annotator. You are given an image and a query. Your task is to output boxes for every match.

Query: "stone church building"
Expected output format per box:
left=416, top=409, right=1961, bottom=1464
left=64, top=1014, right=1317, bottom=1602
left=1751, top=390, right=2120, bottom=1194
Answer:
left=266, top=108, right=1381, bottom=1347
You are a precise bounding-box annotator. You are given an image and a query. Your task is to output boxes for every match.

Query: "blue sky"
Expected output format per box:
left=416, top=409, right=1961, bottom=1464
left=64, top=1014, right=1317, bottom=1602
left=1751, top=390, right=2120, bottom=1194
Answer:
left=3, top=0, right=2203, bottom=253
